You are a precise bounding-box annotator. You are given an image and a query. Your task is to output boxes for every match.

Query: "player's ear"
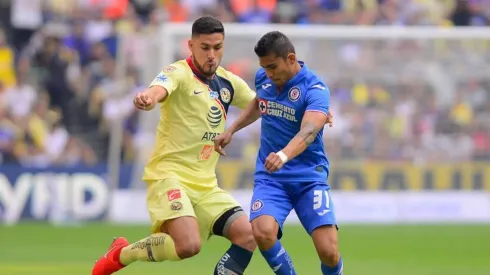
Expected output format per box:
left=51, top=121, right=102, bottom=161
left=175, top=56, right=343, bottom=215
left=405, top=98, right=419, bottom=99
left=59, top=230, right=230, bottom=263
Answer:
left=287, top=53, right=296, bottom=65
left=188, top=39, right=193, bottom=52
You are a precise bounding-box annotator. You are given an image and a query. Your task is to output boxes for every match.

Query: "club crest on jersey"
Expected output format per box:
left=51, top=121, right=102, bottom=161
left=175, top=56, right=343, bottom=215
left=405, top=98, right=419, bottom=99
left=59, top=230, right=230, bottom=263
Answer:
left=288, top=87, right=301, bottom=102
left=209, top=91, right=219, bottom=99
left=251, top=199, right=264, bottom=212
left=220, top=88, right=231, bottom=103
left=163, top=65, right=177, bottom=73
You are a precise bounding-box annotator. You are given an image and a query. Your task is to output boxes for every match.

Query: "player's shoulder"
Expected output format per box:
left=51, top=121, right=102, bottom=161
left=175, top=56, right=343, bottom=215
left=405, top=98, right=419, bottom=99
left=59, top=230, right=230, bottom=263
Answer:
left=215, top=66, right=235, bottom=81
left=303, top=67, right=330, bottom=94
left=160, top=60, right=191, bottom=77
left=215, top=66, right=247, bottom=86
left=254, top=68, right=268, bottom=85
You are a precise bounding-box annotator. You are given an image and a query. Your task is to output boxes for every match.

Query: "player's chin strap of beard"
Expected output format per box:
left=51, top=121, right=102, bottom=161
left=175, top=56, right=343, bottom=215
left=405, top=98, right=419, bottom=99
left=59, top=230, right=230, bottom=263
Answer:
left=277, top=151, right=289, bottom=163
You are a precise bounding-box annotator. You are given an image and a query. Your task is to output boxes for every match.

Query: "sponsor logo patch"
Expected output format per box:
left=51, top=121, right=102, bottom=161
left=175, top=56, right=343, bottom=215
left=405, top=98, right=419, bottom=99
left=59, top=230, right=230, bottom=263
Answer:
left=171, top=201, right=183, bottom=211
left=199, top=145, right=213, bottom=161
left=207, top=106, right=222, bottom=128
left=167, top=189, right=181, bottom=201
left=163, top=66, right=177, bottom=73
left=154, top=73, right=168, bottom=83
left=210, top=91, right=219, bottom=99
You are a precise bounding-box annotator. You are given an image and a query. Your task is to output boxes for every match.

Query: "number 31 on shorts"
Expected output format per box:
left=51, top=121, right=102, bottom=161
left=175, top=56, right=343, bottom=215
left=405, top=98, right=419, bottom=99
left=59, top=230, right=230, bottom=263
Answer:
left=313, top=190, right=331, bottom=216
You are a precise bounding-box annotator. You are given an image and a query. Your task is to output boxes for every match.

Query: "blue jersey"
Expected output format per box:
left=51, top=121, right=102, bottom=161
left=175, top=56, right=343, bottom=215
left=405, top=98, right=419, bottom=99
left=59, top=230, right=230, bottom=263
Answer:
left=254, top=62, right=330, bottom=183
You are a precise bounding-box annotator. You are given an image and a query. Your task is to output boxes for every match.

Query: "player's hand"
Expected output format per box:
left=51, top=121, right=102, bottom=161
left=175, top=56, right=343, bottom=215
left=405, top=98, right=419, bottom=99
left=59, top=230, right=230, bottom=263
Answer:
left=214, top=131, right=233, bottom=156
left=265, top=152, right=285, bottom=173
left=133, top=91, right=154, bottom=110
left=326, top=111, right=334, bottom=127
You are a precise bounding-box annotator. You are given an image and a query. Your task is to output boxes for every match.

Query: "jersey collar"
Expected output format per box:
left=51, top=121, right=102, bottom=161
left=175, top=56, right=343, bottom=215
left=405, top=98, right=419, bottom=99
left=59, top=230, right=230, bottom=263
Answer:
left=186, top=56, right=215, bottom=82
left=281, top=61, right=308, bottom=92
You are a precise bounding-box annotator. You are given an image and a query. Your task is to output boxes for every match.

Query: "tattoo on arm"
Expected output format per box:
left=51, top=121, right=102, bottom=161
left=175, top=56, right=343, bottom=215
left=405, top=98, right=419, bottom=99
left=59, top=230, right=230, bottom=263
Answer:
left=297, top=121, right=321, bottom=146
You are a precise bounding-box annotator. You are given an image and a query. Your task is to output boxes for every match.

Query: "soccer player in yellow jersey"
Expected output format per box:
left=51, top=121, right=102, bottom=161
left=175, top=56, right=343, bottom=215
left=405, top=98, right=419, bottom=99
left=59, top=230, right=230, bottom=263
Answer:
left=92, top=16, right=257, bottom=275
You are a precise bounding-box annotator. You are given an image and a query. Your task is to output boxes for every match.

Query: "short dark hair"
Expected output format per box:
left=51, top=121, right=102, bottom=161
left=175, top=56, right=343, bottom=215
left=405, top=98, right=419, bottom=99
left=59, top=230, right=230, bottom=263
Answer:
left=254, top=31, right=295, bottom=59
left=192, top=16, right=225, bottom=37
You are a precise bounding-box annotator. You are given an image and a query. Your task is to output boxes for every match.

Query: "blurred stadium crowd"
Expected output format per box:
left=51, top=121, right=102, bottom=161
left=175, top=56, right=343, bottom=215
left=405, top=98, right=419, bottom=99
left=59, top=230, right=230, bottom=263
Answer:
left=0, top=0, right=490, bottom=167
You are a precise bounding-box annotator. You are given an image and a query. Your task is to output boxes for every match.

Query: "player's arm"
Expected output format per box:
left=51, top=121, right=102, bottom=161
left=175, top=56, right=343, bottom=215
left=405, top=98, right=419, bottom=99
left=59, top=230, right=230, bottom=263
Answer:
left=214, top=96, right=260, bottom=156
left=229, top=72, right=260, bottom=132
left=229, top=71, right=257, bottom=110
left=133, top=66, right=181, bottom=111
left=281, top=111, right=327, bottom=160
left=214, top=73, right=258, bottom=156
left=229, top=96, right=261, bottom=134
left=264, top=112, right=328, bottom=173
left=133, top=86, right=168, bottom=110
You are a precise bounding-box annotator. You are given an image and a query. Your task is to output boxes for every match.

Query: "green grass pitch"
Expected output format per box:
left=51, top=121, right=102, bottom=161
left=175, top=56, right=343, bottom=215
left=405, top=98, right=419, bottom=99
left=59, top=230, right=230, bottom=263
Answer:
left=1, top=223, right=489, bottom=275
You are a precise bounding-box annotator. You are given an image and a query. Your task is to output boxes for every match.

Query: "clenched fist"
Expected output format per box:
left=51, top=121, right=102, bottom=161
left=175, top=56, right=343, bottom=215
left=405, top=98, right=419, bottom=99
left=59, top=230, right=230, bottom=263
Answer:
left=264, top=152, right=285, bottom=173
left=133, top=92, right=155, bottom=110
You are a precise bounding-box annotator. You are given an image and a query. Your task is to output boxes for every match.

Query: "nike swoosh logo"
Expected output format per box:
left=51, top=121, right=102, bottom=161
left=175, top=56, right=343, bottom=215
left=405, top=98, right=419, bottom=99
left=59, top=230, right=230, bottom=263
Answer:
left=194, top=91, right=204, bottom=95
left=262, top=84, right=271, bottom=89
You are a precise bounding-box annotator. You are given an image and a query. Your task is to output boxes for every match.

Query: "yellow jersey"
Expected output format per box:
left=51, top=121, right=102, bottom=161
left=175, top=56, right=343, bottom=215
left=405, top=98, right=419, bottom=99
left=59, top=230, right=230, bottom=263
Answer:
left=142, top=57, right=256, bottom=188
left=0, top=47, right=16, bottom=88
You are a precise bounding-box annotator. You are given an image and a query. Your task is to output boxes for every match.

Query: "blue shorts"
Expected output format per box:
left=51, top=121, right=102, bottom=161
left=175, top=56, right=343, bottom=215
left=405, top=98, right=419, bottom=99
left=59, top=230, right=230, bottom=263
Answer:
left=249, top=180, right=337, bottom=239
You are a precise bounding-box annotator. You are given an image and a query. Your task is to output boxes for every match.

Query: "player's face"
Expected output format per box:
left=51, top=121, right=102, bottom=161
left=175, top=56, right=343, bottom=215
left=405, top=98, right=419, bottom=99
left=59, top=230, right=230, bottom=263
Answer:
left=188, top=33, right=224, bottom=77
left=258, top=53, right=297, bottom=88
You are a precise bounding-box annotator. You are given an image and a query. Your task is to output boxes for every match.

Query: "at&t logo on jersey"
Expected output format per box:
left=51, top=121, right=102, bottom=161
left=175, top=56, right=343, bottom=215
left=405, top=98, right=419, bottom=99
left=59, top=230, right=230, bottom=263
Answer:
left=201, top=132, right=219, bottom=141
left=207, top=106, right=222, bottom=128
left=258, top=99, right=297, bottom=122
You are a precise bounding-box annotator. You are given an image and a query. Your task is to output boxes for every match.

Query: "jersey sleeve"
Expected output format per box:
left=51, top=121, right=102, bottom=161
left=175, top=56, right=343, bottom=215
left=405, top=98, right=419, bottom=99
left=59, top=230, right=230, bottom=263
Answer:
left=229, top=73, right=256, bottom=109
left=148, top=64, right=186, bottom=96
left=305, top=84, right=330, bottom=116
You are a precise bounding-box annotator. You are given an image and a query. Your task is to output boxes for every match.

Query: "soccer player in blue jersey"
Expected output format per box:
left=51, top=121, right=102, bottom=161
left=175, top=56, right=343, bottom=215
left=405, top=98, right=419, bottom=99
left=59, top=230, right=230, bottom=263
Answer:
left=214, top=31, right=341, bottom=275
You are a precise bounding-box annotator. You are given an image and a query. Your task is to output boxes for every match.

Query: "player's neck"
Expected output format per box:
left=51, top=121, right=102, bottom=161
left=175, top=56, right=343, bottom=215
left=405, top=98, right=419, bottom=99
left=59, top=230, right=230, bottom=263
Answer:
left=290, top=62, right=302, bottom=78
left=200, top=71, right=214, bottom=80
left=195, top=65, right=215, bottom=80
left=187, top=56, right=215, bottom=80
